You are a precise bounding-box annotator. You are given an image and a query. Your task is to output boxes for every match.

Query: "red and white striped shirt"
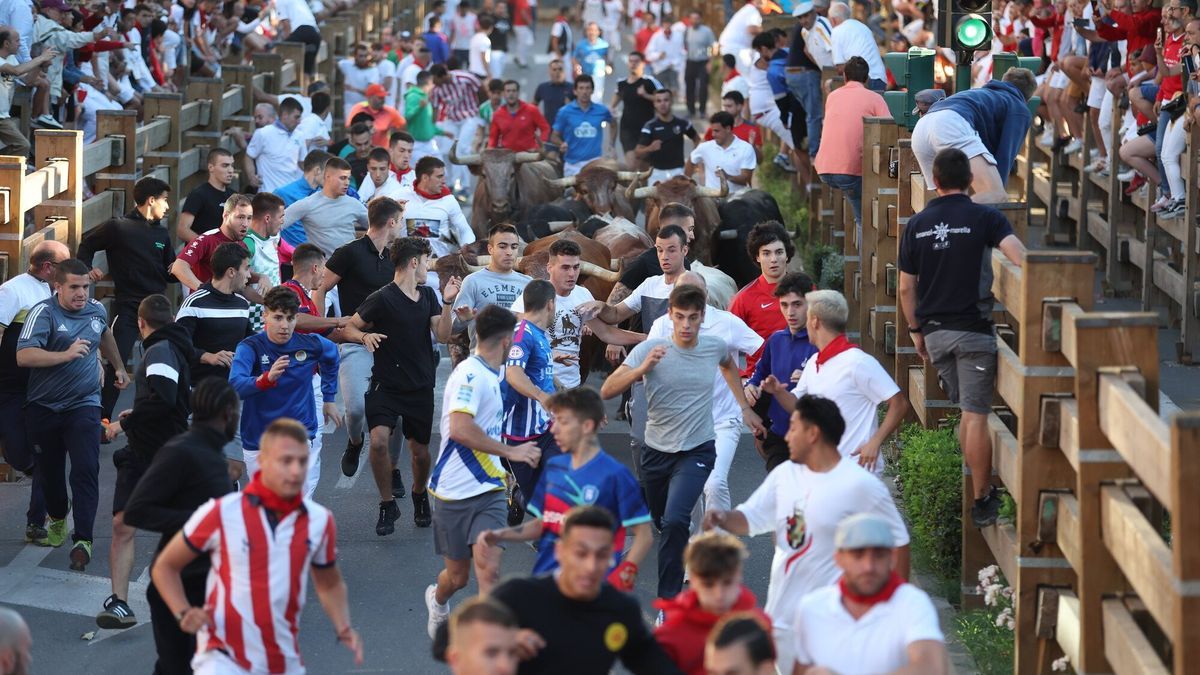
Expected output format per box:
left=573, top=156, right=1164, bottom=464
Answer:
left=430, top=70, right=483, bottom=123
left=183, top=493, right=338, bottom=675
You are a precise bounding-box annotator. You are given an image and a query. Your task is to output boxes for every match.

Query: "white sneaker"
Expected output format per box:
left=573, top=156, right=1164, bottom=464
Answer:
left=32, top=114, right=63, bottom=129
left=1062, top=138, right=1083, bottom=155
left=1150, top=195, right=1171, bottom=212
left=1117, top=168, right=1137, bottom=182
left=425, top=584, right=449, bottom=640
left=1088, top=148, right=1100, bottom=160
left=1037, top=130, right=1055, bottom=148
left=1159, top=199, right=1186, bottom=219
left=1083, top=158, right=1108, bottom=174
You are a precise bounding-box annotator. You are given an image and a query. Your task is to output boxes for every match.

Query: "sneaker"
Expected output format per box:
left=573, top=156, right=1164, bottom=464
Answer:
left=35, top=518, right=67, bottom=547
left=376, top=500, right=400, bottom=536
left=412, top=490, right=432, bottom=528
left=340, top=439, right=363, bottom=478
left=391, top=468, right=406, bottom=499
left=70, top=539, right=93, bottom=571
left=1097, top=164, right=1111, bottom=177
left=772, top=153, right=797, bottom=173
left=32, top=114, right=63, bottom=129
left=971, top=486, right=1002, bottom=528
left=96, top=594, right=137, bottom=629
left=1037, top=129, right=1055, bottom=147
left=1116, top=168, right=1138, bottom=182
left=655, top=610, right=665, bottom=627
left=1052, top=136, right=1071, bottom=152
left=24, top=522, right=47, bottom=544
left=1159, top=199, right=1185, bottom=219
left=1150, top=195, right=1172, bottom=212
left=425, top=584, right=449, bottom=639
left=1061, top=138, right=1083, bottom=155
left=1124, top=174, right=1146, bottom=196
left=1083, top=158, right=1108, bottom=174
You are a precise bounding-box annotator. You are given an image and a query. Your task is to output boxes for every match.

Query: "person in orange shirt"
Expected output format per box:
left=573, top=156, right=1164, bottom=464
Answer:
left=346, top=84, right=407, bottom=148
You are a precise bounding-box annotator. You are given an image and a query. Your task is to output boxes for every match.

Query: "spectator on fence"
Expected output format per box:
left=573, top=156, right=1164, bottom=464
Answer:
left=898, top=148, right=1026, bottom=529
left=910, top=67, right=1037, bottom=204
left=719, top=0, right=763, bottom=74
left=272, top=0, right=322, bottom=76
left=244, top=99, right=306, bottom=192
left=828, top=1, right=887, bottom=92
left=748, top=32, right=796, bottom=173
left=788, top=2, right=834, bottom=159
left=0, top=33, right=58, bottom=157
left=177, top=148, right=237, bottom=243
left=704, top=614, right=777, bottom=675
left=33, top=0, right=109, bottom=128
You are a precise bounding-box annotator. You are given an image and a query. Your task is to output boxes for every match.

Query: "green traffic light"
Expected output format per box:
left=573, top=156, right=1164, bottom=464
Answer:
left=956, top=14, right=990, bottom=49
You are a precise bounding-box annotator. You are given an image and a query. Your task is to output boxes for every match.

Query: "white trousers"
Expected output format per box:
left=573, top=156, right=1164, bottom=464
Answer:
left=413, top=138, right=442, bottom=166
left=490, top=50, right=508, bottom=79
left=690, top=417, right=741, bottom=535
left=241, top=374, right=323, bottom=499
left=513, top=26, right=534, bottom=63
left=439, top=118, right=471, bottom=191
left=754, top=105, right=794, bottom=150
left=1097, top=89, right=1115, bottom=159
left=1162, top=115, right=1188, bottom=200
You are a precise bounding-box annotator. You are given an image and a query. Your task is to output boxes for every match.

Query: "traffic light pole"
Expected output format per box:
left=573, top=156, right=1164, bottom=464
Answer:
left=955, top=49, right=973, bottom=93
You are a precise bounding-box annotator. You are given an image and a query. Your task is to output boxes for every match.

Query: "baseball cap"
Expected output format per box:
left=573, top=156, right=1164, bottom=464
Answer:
left=911, top=88, right=946, bottom=115
left=365, top=83, right=388, bottom=98
left=793, top=1, right=814, bottom=16
left=834, top=513, right=896, bottom=550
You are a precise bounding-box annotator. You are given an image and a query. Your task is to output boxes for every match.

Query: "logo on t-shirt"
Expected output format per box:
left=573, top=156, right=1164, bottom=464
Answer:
left=582, top=484, right=599, bottom=503
left=90, top=318, right=104, bottom=335
left=786, top=504, right=809, bottom=551
left=573, top=121, right=598, bottom=138
left=603, top=622, right=628, bottom=653
left=550, top=310, right=581, bottom=350
left=407, top=218, right=442, bottom=239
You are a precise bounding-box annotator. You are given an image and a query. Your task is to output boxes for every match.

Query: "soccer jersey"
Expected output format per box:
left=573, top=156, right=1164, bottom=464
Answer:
left=430, top=355, right=507, bottom=501
left=182, top=492, right=337, bottom=675
left=245, top=229, right=280, bottom=331
left=527, top=451, right=651, bottom=574
left=281, top=280, right=323, bottom=335
left=511, top=285, right=593, bottom=389
left=502, top=320, right=554, bottom=441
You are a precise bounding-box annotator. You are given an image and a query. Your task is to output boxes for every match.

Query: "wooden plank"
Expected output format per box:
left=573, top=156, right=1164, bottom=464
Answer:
left=1102, top=598, right=1171, bottom=675
left=81, top=190, right=119, bottom=230
left=1097, top=374, right=1172, bottom=509
left=19, top=159, right=71, bottom=213
left=1055, top=493, right=1082, bottom=572
left=179, top=100, right=204, bottom=132
left=987, top=412, right=1019, bottom=492
left=134, top=118, right=172, bottom=154
left=1100, top=485, right=1178, bottom=644
left=220, top=87, right=244, bottom=120
left=992, top=248, right=1024, bottom=325
left=1055, top=590, right=1082, bottom=669
left=81, top=137, right=120, bottom=177
left=980, top=522, right=1018, bottom=592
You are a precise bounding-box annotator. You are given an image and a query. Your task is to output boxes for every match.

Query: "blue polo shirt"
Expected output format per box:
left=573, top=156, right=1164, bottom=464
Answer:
left=572, top=38, right=609, bottom=79
left=747, top=328, right=818, bottom=436
left=553, top=101, right=613, bottom=164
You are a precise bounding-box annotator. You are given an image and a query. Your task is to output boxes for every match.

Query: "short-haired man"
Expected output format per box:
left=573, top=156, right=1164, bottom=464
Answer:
left=791, top=513, right=948, bottom=674
left=447, top=597, right=520, bottom=675
left=176, top=243, right=253, bottom=385
left=230, top=287, right=342, bottom=497
left=150, top=418, right=363, bottom=674
left=550, top=75, right=615, bottom=176
left=728, top=221, right=796, bottom=376
left=396, top=155, right=477, bottom=261
left=828, top=2, right=888, bottom=91
left=488, top=80, right=551, bottom=152
left=0, top=31, right=58, bottom=156
left=761, top=290, right=906, bottom=474
left=686, top=111, right=757, bottom=195
left=613, top=51, right=664, bottom=167
left=361, top=147, right=407, bottom=202
left=171, top=194, right=255, bottom=292
left=468, top=14, right=493, bottom=78
left=535, top=58, right=574, bottom=133
left=898, top=147, right=1026, bottom=528
left=339, top=235, right=462, bottom=534
left=608, top=207, right=695, bottom=304
left=636, top=88, right=701, bottom=184
left=703, top=91, right=764, bottom=162
left=910, top=67, right=1037, bottom=204
left=573, top=22, right=611, bottom=101
left=704, top=614, right=778, bottom=675
left=424, top=305, right=541, bottom=638
left=17, top=258, right=129, bottom=568
left=655, top=533, right=769, bottom=674
left=282, top=157, right=370, bottom=259
left=452, top=224, right=532, bottom=351
left=0, top=608, right=32, bottom=675
left=602, top=285, right=764, bottom=600
left=77, top=176, right=176, bottom=422
left=244, top=98, right=306, bottom=192
left=406, top=69, right=456, bottom=165
left=280, top=243, right=346, bottom=335
left=177, top=148, right=236, bottom=242
left=96, top=294, right=192, bottom=631
left=246, top=191, right=286, bottom=330
left=430, top=62, right=484, bottom=192
left=337, top=121, right=375, bottom=188
left=702, top=394, right=909, bottom=672
left=339, top=41, right=382, bottom=118
left=748, top=32, right=798, bottom=172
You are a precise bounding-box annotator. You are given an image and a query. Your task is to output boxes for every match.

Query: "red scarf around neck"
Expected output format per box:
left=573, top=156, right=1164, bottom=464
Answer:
left=839, top=572, right=904, bottom=608
left=414, top=185, right=452, bottom=200
left=244, top=473, right=303, bottom=516
left=814, top=333, right=859, bottom=372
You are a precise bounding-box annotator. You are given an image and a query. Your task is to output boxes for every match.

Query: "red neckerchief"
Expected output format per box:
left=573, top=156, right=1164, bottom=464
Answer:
left=839, top=572, right=903, bottom=608
left=724, top=68, right=740, bottom=82
left=244, top=472, right=303, bottom=516
left=414, top=185, right=451, bottom=200
left=814, top=333, right=859, bottom=372
left=391, top=164, right=411, bottom=181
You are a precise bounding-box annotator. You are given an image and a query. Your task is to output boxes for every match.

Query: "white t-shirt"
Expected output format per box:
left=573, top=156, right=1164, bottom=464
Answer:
left=648, top=307, right=762, bottom=421
left=619, top=273, right=676, bottom=328
left=510, top=284, right=594, bottom=390
left=0, top=55, right=18, bottom=119
left=468, top=32, right=491, bottom=76
left=0, top=273, right=51, bottom=327
left=275, top=0, right=318, bottom=32
left=746, top=59, right=775, bottom=115
left=689, top=137, right=757, bottom=194
left=358, top=173, right=407, bottom=203
left=736, top=458, right=909, bottom=634
left=792, top=584, right=944, bottom=673
left=804, top=16, right=835, bottom=69
left=788, top=346, right=899, bottom=474
left=831, top=19, right=886, bottom=83
left=719, top=3, right=762, bottom=55
left=393, top=186, right=476, bottom=258
left=246, top=124, right=306, bottom=193
left=293, top=112, right=330, bottom=149
left=375, top=58, right=399, bottom=109
left=338, top=59, right=380, bottom=116
left=721, top=73, right=750, bottom=101
left=430, top=355, right=507, bottom=501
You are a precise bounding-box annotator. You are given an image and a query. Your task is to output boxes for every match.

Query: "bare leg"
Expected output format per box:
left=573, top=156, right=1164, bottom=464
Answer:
left=960, top=410, right=992, bottom=500
left=110, top=513, right=136, bottom=601
left=1119, top=135, right=1160, bottom=185
left=409, top=439, right=431, bottom=493
left=436, top=557, right=472, bottom=604
left=369, top=425, right=394, bottom=502
left=968, top=155, right=1008, bottom=204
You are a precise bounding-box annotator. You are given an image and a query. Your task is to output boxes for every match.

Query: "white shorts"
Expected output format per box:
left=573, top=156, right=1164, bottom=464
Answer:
left=911, top=109, right=996, bottom=190
left=563, top=158, right=597, bottom=177
left=649, top=167, right=684, bottom=185
left=1050, top=70, right=1069, bottom=89
left=1087, top=76, right=1107, bottom=109
left=412, top=138, right=441, bottom=166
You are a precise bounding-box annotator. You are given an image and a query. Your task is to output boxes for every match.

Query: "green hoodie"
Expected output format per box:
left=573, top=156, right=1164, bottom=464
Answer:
left=404, top=87, right=442, bottom=142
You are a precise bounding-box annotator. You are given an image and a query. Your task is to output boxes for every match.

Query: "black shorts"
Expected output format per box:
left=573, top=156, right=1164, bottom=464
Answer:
left=365, top=382, right=434, bottom=445
left=762, top=430, right=789, bottom=473
left=619, top=126, right=642, bottom=155
left=112, top=448, right=148, bottom=515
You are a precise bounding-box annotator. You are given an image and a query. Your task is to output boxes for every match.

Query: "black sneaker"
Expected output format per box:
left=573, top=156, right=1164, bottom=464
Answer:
left=412, top=490, right=432, bottom=528
left=340, top=439, right=363, bottom=477
left=391, top=468, right=406, bottom=499
left=971, top=486, right=1002, bottom=528
left=96, top=593, right=137, bottom=629
left=376, top=500, right=400, bottom=536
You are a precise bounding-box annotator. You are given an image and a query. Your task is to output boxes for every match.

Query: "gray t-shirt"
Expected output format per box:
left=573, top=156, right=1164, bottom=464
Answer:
left=17, top=296, right=107, bottom=411
left=623, top=334, right=730, bottom=453
left=685, top=25, right=717, bottom=62
left=282, top=191, right=369, bottom=256
left=453, top=267, right=532, bottom=349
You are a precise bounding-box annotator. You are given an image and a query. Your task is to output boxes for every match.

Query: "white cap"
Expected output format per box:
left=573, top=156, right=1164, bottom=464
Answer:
left=793, top=1, right=815, bottom=15
left=834, top=513, right=897, bottom=550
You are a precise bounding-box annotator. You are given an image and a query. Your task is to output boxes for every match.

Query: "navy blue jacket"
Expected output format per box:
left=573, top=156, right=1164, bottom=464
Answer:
left=927, top=81, right=1032, bottom=186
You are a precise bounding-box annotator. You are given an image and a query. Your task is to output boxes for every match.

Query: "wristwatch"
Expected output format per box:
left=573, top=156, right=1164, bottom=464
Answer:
left=175, top=607, right=189, bottom=623
left=908, top=325, right=923, bottom=334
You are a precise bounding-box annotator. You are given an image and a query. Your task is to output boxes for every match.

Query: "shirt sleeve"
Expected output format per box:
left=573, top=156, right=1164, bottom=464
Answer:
left=182, top=498, right=224, bottom=553
left=736, top=468, right=778, bottom=536
left=620, top=277, right=648, bottom=313
left=897, top=222, right=918, bottom=275
left=902, top=588, right=945, bottom=644
left=790, top=353, right=816, bottom=396
left=748, top=337, right=772, bottom=386
left=506, top=330, right=534, bottom=370
left=447, top=369, right=484, bottom=417
left=176, top=235, right=208, bottom=267
left=730, top=316, right=765, bottom=356
left=14, top=301, right=51, bottom=351
left=318, top=336, right=339, bottom=400
left=867, top=476, right=911, bottom=547
left=311, top=512, right=338, bottom=567
left=852, top=354, right=901, bottom=405
left=0, top=284, right=23, bottom=326
left=637, top=123, right=653, bottom=145
left=246, top=128, right=265, bottom=159
left=621, top=338, right=652, bottom=371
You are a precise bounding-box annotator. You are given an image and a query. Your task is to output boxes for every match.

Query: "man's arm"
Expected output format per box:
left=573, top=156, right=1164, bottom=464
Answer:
left=506, top=364, right=551, bottom=406
left=448, top=412, right=539, bottom=465
left=625, top=520, right=653, bottom=568
left=998, top=234, right=1026, bottom=266
left=0, top=48, right=58, bottom=77
left=310, top=565, right=363, bottom=666
left=176, top=210, right=199, bottom=243
left=720, top=357, right=765, bottom=436
left=576, top=298, right=636, bottom=325
left=169, top=259, right=204, bottom=292
left=600, top=342, right=661, bottom=398
left=585, top=319, right=644, bottom=346
left=242, top=151, right=261, bottom=189
left=851, top=391, right=907, bottom=469
left=700, top=507, right=751, bottom=535
left=312, top=268, right=342, bottom=315
left=148, top=531, right=209, bottom=633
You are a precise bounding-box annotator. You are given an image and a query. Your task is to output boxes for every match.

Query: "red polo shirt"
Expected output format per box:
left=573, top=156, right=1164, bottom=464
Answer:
left=729, top=275, right=788, bottom=377
left=488, top=100, right=550, bottom=152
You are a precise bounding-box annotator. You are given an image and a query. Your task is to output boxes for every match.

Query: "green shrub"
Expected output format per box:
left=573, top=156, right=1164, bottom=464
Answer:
left=802, top=242, right=845, bottom=290
left=956, top=608, right=1015, bottom=675
left=894, top=423, right=963, bottom=580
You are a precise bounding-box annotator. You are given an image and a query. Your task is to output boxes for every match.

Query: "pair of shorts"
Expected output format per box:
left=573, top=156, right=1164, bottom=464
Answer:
left=1049, top=69, right=1069, bottom=89
left=761, top=431, right=790, bottom=473
left=911, top=109, right=996, bottom=190
left=432, top=490, right=507, bottom=560
left=619, top=126, right=641, bottom=155
left=924, top=328, right=997, bottom=415
left=112, top=448, right=148, bottom=515
left=1087, top=76, right=1107, bottom=109
left=365, top=382, right=434, bottom=445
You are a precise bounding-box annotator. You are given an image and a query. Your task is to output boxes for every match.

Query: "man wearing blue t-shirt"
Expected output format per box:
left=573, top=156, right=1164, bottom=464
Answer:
left=571, top=22, right=610, bottom=103
left=479, top=387, right=653, bottom=591
left=550, top=75, right=615, bottom=176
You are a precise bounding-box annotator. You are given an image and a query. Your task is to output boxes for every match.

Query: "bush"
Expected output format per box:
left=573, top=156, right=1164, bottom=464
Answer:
left=802, top=242, right=845, bottom=290
left=894, top=423, right=963, bottom=580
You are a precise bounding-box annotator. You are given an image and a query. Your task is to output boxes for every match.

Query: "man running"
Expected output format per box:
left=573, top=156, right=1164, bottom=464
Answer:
left=635, top=88, right=700, bottom=185
left=446, top=598, right=521, bottom=675
left=452, top=224, right=531, bottom=351
left=488, top=80, right=550, bottom=152
left=396, top=155, right=476, bottom=265
left=728, top=221, right=795, bottom=377
left=170, top=194, right=257, bottom=294
left=150, top=418, right=363, bottom=674
left=550, top=74, right=615, bottom=176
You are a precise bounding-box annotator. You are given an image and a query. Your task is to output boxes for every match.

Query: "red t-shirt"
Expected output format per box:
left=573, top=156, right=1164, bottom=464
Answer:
left=282, top=279, right=328, bottom=335
left=635, top=27, right=656, bottom=55
left=702, top=121, right=763, bottom=147
left=1158, top=33, right=1185, bottom=103
left=177, top=229, right=244, bottom=284
left=487, top=100, right=550, bottom=152
left=728, top=275, right=788, bottom=377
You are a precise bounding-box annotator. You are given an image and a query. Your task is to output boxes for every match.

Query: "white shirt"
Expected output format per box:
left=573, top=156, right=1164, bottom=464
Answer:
left=793, top=584, right=944, bottom=673
left=0, top=273, right=51, bottom=328
left=736, top=458, right=909, bottom=635
left=449, top=12, right=479, bottom=50
left=619, top=273, right=676, bottom=327
left=789, top=346, right=899, bottom=474
left=646, top=26, right=685, bottom=73
left=746, top=59, right=775, bottom=115
left=358, top=173, right=407, bottom=203
left=580, top=0, right=606, bottom=26
left=831, top=19, right=886, bottom=83
left=246, top=123, right=305, bottom=193
left=805, top=16, right=835, bottom=69
left=689, top=137, right=757, bottom=195
left=275, top=0, right=318, bottom=32
left=0, top=55, right=19, bottom=119
left=721, top=73, right=750, bottom=101
left=394, top=186, right=476, bottom=258
left=648, top=307, right=762, bottom=422
left=399, top=60, right=423, bottom=101
left=430, top=355, right=507, bottom=501
left=468, top=32, right=491, bottom=76
left=293, top=112, right=330, bottom=149
left=510, top=284, right=594, bottom=390
left=719, top=3, right=762, bottom=55
left=376, top=58, right=399, bottom=109
left=338, top=59, right=380, bottom=117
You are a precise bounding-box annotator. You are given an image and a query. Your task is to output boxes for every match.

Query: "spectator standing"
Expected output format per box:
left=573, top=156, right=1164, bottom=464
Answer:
left=635, top=88, right=700, bottom=184
left=535, top=58, right=575, bottom=131
left=244, top=99, right=306, bottom=192
left=685, top=111, right=757, bottom=194
left=787, top=3, right=833, bottom=159
left=282, top=157, right=370, bottom=259
left=828, top=2, right=888, bottom=91
left=406, top=70, right=456, bottom=165
left=176, top=148, right=236, bottom=243
left=613, top=51, right=662, bottom=165
left=573, top=22, right=611, bottom=101
left=683, top=10, right=716, bottom=118
left=719, top=0, right=764, bottom=73
left=488, top=80, right=551, bottom=151
left=551, top=75, right=615, bottom=175
left=346, top=83, right=406, bottom=149
left=728, top=222, right=796, bottom=375
left=450, top=1, right=480, bottom=65
left=425, top=15, right=451, bottom=65
left=338, top=42, right=382, bottom=121
left=33, top=0, right=106, bottom=127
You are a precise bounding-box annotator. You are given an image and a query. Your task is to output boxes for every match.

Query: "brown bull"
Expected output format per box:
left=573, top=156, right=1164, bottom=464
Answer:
left=546, top=160, right=641, bottom=221
left=628, top=173, right=727, bottom=265
left=449, top=146, right=562, bottom=239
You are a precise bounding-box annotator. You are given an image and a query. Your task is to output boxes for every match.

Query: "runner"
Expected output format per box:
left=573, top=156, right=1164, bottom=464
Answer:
left=245, top=191, right=285, bottom=331
left=601, top=284, right=764, bottom=600
left=338, top=236, right=463, bottom=534
left=452, top=224, right=532, bottom=351
left=395, top=156, right=477, bottom=262
left=550, top=75, right=615, bottom=175
left=635, top=88, right=700, bottom=184
left=728, top=221, right=795, bottom=376
left=149, top=418, right=363, bottom=674
left=424, top=305, right=540, bottom=638
left=446, top=598, right=521, bottom=675
left=170, top=194, right=258, bottom=295
left=704, top=614, right=778, bottom=675
left=176, top=148, right=236, bottom=242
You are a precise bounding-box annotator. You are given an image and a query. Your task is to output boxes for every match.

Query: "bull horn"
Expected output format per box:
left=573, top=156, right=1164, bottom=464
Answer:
left=548, top=220, right=573, bottom=232
left=616, top=169, right=651, bottom=182
left=696, top=173, right=728, bottom=198
left=514, top=151, right=542, bottom=163
left=610, top=258, right=620, bottom=268
left=449, top=144, right=481, bottom=166
left=718, top=229, right=738, bottom=240
left=632, top=186, right=657, bottom=199
left=547, top=176, right=577, bottom=188
left=579, top=261, right=620, bottom=282
left=465, top=263, right=486, bottom=272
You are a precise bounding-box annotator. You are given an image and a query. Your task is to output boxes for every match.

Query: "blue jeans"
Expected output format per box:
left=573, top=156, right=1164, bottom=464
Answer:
left=1154, top=109, right=1171, bottom=198
left=786, top=70, right=825, bottom=158
left=28, top=404, right=101, bottom=541
left=821, top=173, right=864, bottom=252
left=868, top=78, right=887, bottom=93
left=641, top=440, right=716, bottom=598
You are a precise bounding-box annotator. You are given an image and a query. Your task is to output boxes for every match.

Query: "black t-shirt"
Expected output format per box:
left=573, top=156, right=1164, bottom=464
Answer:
left=897, top=193, right=1014, bottom=334
left=637, top=115, right=699, bottom=170
left=617, top=77, right=660, bottom=132
left=489, top=14, right=512, bottom=51
left=618, top=247, right=692, bottom=290
left=535, top=81, right=574, bottom=126
left=181, top=183, right=235, bottom=237
left=356, top=282, right=440, bottom=390
left=786, top=25, right=818, bottom=69
left=326, top=236, right=394, bottom=317
left=490, top=576, right=683, bottom=675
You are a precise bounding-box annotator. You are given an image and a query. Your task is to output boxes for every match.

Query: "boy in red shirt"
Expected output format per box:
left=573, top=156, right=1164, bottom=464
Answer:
left=729, top=221, right=795, bottom=377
